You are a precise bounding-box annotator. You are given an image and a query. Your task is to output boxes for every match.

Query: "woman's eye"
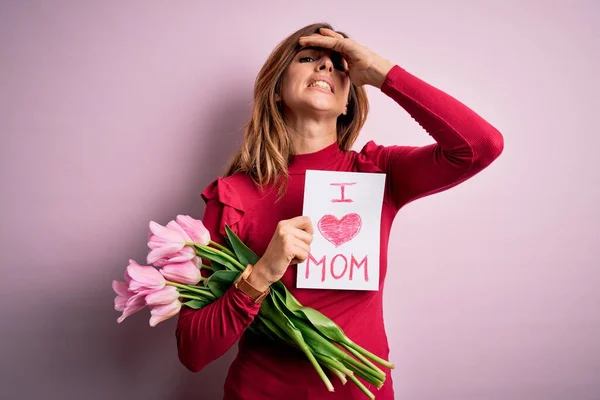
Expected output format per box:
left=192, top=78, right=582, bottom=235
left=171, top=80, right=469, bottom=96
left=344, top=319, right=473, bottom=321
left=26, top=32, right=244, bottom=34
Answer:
left=299, top=56, right=345, bottom=71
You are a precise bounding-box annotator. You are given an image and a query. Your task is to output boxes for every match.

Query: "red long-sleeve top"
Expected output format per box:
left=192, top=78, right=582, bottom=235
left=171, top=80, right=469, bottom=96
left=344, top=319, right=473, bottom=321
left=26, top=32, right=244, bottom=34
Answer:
left=176, top=65, right=504, bottom=399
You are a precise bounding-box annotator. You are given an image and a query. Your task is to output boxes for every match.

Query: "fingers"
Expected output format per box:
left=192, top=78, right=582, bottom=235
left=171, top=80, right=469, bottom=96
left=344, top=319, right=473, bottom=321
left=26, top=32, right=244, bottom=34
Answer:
left=293, top=240, right=311, bottom=256
left=290, top=215, right=314, bottom=235
left=290, top=242, right=311, bottom=265
left=275, top=217, right=313, bottom=266
left=318, top=27, right=345, bottom=39
left=292, top=227, right=313, bottom=245
left=299, top=34, right=346, bottom=53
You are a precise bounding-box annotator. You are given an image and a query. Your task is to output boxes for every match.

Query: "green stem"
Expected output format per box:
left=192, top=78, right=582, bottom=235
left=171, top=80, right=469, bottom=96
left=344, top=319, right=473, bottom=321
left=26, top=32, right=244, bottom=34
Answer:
left=346, top=340, right=395, bottom=370
left=328, top=368, right=347, bottom=385
left=292, top=318, right=385, bottom=383
left=209, top=240, right=236, bottom=258
left=195, top=244, right=245, bottom=271
left=260, top=312, right=334, bottom=392
left=166, top=281, right=216, bottom=299
left=342, top=342, right=385, bottom=379
left=298, top=345, right=334, bottom=392
left=178, top=293, right=207, bottom=301
left=200, top=263, right=213, bottom=271
left=314, top=353, right=353, bottom=385
left=342, top=359, right=384, bottom=389
left=337, top=352, right=383, bottom=386
left=315, top=354, right=353, bottom=377
left=346, top=374, right=375, bottom=400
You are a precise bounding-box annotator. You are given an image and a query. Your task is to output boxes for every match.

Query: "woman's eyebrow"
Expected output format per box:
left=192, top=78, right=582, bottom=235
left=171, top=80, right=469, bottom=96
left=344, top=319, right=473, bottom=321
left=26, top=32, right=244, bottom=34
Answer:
left=298, top=46, right=321, bottom=54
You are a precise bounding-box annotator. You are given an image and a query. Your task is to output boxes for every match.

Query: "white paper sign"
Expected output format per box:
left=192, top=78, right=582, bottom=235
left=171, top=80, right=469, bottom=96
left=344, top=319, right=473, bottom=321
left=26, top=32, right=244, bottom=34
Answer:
left=296, top=170, right=386, bottom=291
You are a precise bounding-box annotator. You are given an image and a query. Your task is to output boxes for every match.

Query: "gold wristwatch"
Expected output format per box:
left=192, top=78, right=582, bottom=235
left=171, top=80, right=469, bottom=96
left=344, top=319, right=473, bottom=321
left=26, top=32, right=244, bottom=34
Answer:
left=233, top=264, right=270, bottom=304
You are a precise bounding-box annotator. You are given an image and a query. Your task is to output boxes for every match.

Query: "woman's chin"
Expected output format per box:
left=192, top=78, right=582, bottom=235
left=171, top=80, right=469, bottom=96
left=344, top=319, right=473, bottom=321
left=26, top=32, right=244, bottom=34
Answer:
left=284, top=99, right=341, bottom=116
left=301, top=100, right=340, bottom=113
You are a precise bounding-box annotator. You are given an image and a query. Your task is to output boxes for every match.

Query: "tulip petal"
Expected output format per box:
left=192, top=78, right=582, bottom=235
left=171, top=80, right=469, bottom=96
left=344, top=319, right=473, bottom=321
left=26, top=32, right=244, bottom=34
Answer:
left=167, top=220, right=193, bottom=242
left=149, top=221, right=187, bottom=243
left=145, top=286, right=179, bottom=306
left=114, top=295, right=129, bottom=312
left=112, top=280, right=130, bottom=297
left=117, top=294, right=147, bottom=323
left=149, top=301, right=181, bottom=327
left=147, top=243, right=185, bottom=265
left=126, top=264, right=165, bottom=291
left=159, top=261, right=202, bottom=285
left=176, top=215, right=211, bottom=245
left=153, top=246, right=195, bottom=267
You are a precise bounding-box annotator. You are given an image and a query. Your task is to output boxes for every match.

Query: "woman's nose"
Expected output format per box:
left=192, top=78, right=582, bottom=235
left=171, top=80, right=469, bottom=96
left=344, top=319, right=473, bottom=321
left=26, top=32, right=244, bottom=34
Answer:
left=317, top=58, right=333, bottom=72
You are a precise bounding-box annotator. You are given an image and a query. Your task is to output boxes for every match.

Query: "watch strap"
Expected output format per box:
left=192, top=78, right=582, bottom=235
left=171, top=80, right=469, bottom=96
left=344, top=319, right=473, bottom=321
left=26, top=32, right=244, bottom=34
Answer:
left=233, top=264, right=270, bottom=304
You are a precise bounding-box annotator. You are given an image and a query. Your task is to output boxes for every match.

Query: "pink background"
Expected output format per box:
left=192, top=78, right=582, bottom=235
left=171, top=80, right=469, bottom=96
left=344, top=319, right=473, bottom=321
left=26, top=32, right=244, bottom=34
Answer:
left=1, top=1, right=598, bottom=399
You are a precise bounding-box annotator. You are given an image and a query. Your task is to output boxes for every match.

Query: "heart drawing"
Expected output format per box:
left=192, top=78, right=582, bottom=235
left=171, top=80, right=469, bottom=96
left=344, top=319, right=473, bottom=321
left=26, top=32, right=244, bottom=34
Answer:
left=317, top=213, right=362, bottom=248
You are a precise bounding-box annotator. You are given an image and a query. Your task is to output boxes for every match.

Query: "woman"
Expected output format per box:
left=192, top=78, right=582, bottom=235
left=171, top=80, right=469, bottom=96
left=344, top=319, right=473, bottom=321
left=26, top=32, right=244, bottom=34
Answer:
left=176, top=22, right=504, bottom=399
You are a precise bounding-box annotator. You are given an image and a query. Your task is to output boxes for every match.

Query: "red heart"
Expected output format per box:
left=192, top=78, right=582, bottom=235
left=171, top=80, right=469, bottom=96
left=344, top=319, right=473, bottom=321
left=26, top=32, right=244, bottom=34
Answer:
left=317, top=213, right=362, bottom=248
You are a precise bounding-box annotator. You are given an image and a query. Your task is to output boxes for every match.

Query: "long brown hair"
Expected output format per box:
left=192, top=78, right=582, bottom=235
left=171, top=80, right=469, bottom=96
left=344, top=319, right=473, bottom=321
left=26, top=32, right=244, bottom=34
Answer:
left=224, top=22, right=369, bottom=200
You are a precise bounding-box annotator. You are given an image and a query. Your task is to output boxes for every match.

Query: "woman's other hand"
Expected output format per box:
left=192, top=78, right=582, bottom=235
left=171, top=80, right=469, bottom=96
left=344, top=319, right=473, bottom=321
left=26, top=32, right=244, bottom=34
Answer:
left=298, top=27, right=395, bottom=88
left=248, top=216, right=314, bottom=291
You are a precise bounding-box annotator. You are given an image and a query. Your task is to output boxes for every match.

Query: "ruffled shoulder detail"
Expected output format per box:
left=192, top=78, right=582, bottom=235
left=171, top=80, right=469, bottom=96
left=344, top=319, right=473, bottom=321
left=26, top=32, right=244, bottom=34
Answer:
left=201, top=177, right=245, bottom=237
left=355, top=140, right=384, bottom=174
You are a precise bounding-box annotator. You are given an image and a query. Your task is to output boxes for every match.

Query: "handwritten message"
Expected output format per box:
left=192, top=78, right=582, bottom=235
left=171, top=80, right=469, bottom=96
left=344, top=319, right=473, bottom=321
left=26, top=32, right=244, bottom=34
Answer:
left=296, top=170, right=386, bottom=291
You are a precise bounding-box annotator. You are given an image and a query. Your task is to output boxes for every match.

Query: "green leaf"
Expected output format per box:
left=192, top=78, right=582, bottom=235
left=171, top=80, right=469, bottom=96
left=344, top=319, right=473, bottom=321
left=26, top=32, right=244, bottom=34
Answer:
left=205, top=270, right=239, bottom=297
left=270, top=289, right=386, bottom=385
left=195, top=245, right=239, bottom=271
left=271, top=281, right=393, bottom=370
left=271, top=281, right=347, bottom=344
left=255, top=314, right=292, bottom=344
left=183, top=299, right=211, bottom=309
left=260, top=293, right=334, bottom=392
left=282, top=307, right=384, bottom=386
left=224, top=224, right=260, bottom=266
left=209, top=261, right=228, bottom=272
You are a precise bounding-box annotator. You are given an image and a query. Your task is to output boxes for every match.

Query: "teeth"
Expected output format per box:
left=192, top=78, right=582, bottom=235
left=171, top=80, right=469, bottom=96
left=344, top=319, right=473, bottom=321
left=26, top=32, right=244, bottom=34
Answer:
left=309, top=80, right=332, bottom=91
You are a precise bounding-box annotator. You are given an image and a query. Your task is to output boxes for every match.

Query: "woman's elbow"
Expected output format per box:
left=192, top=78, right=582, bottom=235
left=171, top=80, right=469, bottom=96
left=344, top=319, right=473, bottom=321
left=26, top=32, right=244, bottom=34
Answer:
left=477, top=127, right=504, bottom=167
left=177, top=344, right=205, bottom=373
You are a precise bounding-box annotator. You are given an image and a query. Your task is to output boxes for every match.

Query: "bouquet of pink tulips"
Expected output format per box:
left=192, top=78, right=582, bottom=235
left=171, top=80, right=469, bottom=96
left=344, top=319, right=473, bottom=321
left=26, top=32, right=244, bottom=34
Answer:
left=113, top=215, right=394, bottom=399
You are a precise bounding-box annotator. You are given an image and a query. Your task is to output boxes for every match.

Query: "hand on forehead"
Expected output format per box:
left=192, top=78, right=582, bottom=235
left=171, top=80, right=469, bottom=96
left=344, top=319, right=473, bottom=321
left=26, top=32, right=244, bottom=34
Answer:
left=299, top=28, right=348, bottom=56
left=299, top=35, right=349, bottom=69
left=299, top=46, right=349, bottom=71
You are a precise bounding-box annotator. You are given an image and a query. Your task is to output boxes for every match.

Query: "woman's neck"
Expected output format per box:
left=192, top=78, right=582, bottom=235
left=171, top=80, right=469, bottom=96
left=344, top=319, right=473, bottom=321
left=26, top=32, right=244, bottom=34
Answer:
left=285, top=114, right=338, bottom=155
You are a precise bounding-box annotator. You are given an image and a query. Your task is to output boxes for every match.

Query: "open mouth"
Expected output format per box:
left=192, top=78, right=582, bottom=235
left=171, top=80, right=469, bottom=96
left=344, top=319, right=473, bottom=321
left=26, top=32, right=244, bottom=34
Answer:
left=307, top=80, right=334, bottom=93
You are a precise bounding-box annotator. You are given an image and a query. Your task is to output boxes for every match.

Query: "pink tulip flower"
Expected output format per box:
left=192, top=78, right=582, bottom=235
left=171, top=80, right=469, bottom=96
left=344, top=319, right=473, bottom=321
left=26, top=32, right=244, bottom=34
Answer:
left=175, top=215, right=210, bottom=246
left=159, top=259, right=202, bottom=285
left=145, top=286, right=179, bottom=306
left=147, top=221, right=191, bottom=265
left=117, top=292, right=150, bottom=323
left=112, top=279, right=149, bottom=323
left=153, top=245, right=196, bottom=267
left=147, top=216, right=211, bottom=265
left=112, top=280, right=132, bottom=311
left=149, top=300, right=182, bottom=327
left=126, top=259, right=165, bottom=292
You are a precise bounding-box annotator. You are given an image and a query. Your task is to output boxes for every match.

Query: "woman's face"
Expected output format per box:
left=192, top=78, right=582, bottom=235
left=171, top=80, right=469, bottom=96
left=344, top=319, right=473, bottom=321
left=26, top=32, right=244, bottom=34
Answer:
left=278, top=45, right=351, bottom=118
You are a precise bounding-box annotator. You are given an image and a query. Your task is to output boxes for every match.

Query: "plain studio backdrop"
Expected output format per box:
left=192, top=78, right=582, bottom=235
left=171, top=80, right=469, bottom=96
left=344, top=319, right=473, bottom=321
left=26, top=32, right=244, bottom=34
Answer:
left=1, top=1, right=598, bottom=399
